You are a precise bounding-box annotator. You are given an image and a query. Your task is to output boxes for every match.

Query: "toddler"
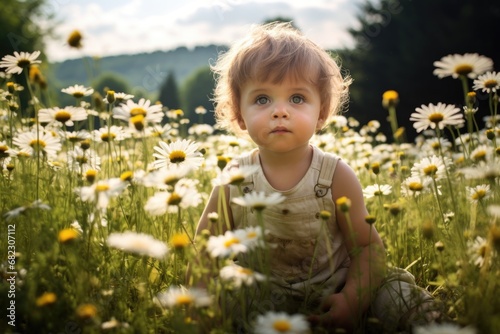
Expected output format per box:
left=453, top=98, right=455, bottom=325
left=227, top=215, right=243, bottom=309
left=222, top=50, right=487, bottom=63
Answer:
left=196, top=22, right=438, bottom=333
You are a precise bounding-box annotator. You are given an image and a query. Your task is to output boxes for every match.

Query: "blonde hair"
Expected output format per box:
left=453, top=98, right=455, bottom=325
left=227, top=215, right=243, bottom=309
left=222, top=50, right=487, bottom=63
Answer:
left=211, top=21, right=351, bottom=135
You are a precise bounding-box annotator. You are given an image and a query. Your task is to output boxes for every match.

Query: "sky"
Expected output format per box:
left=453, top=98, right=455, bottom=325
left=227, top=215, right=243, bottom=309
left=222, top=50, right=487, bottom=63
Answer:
left=43, top=0, right=363, bottom=62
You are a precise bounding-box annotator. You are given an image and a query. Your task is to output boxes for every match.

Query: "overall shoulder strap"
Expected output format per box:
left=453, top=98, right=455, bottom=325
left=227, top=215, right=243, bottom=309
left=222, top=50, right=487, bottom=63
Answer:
left=315, top=152, right=340, bottom=198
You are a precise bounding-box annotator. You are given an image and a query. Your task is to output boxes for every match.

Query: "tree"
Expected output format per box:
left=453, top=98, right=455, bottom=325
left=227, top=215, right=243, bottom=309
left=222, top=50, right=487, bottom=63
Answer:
left=158, top=71, right=181, bottom=110
left=337, top=0, right=500, bottom=141
left=92, top=72, right=132, bottom=96
left=1, top=0, right=53, bottom=113
left=181, top=66, right=216, bottom=125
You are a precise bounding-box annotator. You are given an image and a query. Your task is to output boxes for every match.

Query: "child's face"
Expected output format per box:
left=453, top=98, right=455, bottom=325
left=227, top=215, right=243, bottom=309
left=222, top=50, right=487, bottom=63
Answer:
left=238, top=77, right=323, bottom=153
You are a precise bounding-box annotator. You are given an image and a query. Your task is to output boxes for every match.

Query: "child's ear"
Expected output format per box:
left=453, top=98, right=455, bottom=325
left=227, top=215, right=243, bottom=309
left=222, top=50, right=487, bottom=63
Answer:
left=237, top=116, right=247, bottom=130
left=316, top=117, right=325, bottom=130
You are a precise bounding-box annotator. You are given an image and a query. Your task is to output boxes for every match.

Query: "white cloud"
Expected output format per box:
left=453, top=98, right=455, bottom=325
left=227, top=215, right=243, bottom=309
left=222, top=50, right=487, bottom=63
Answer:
left=43, top=0, right=360, bottom=62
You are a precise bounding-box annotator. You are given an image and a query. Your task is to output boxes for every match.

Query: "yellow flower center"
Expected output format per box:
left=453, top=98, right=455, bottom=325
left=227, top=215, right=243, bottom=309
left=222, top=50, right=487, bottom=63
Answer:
left=423, top=165, right=438, bottom=176
left=237, top=267, right=254, bottom=275
left=118, top=171, right=131, bottom=182
left=224, top=237, right=240, bottom=248
left=472, top=190, right=487, bottom=200
left=169, top=150, right=186, bottom=163
left=428, top=113, right=444, bottom=124
left=55, top=110, right=71, bottom=123
left=58, top=228, right=79, bottom=243
left=484, top=79, right=498, bottom=89
left=246, top=231, right=257, bottom=239
left=273, top=320, right=292, bottom=332
left=101, top=132, right=116, bottom=142
left=454, top=64, right=473, bottom=76
left=472, top=150, right=486, bottom=161
left=229, top=175, right=245, bottom=185
left=171, top=233, right=190, bottom=248
left=76, top=304, right=97, bottom=319
left=76, top=155, right=88, bottom=164
left=130, top=107, right=146, bottom=117
left=17, top=59, right=31, bottom=68
left=167, top=192, right=182, bottom=206
left=96, top=184, right=110, bottom=192
left=72, top=92, right=84, bottom=98
left=408, top=182, right=424, bottom=191
left=0, top=145, right=9, bottom=158
left=131, top=114, right=145, bottom=131
left=29, top=139, right=47, bottom=152
left=176, top=295, right=193, bottom=305
left=36, top=292, right=57, bottom=307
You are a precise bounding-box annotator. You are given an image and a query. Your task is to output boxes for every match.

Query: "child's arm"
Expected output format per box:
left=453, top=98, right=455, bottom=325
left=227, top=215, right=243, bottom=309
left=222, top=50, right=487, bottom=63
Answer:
left=196, top=185, right=233, bottom=235
left=310, top=160, right=386, bottom=331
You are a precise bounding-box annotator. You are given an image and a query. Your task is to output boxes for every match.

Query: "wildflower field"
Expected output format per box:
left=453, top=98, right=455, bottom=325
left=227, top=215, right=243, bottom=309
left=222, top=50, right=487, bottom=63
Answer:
left=1, top=51, right=499, bottom=334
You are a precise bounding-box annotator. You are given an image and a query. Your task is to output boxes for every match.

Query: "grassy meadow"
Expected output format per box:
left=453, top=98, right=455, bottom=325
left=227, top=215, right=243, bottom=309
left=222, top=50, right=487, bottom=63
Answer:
left=0, top=51, right=499, bottom=334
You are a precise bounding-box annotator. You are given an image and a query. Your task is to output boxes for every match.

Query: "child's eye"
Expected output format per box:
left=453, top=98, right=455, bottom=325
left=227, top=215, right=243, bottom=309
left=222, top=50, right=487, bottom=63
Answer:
left=291, top=95, right=304, bottom=104
left=256, top=96, right=269, bottom=105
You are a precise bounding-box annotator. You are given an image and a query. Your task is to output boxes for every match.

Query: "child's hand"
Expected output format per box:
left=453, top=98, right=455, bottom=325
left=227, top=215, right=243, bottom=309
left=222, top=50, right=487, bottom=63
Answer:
left=307, top=292, right=357, bottom=333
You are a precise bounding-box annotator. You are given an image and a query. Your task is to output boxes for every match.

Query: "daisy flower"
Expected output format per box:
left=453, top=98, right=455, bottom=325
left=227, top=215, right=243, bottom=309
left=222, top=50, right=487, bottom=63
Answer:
left=362, top=184, right=392, bottom=199
left=3, top=199, right=51, bottom=222
left=66, top=147, right=101, bottom=173
left=218, top=165, right=259, bottom=186
left=156, top=286, right=211, bottom=308
left=75, top=177, right=128, bottom=210
left=188, top=123, right=214, bottom=136
left=38, top=106, right=87, bottom=127
left=144, top=180, right=202, bottom=215
left=459, top=161, right=500, bottom=181
left=414, top=322, right=477, bottom=334
left=60, top=130, right=91, bottom=143
left=400, top=176, right=432, bottom=197
left=254, top=311, right=310, bottom=334
left=152, top=139, right=204, bottom=170
left=107, top=231, right=169, bottom=259
left=433, top=53, right=493, bottom=79
left=467, top=236, right=491, bottom=268
left=470, top=144, right=493, bottom=163
left=0, top=51, right=42, bottom=75
left=220, top=262, right=266, bottom=288
left=141, top=164, right=190, bottom=189
left=113, top=98, right=164, bottom=125
left=473, top=71, right=500, bottom=93
left=61, top=84, right=94, bottom=98
left=13, top=130, right=62, bottom=159
left=487, top=205, right=500, bottom=219
left=410, top=103, right=464, bottom=133
left=92, top=126, right=130, bottom=143
left=232, top=191, right=285, bottom=211
left=411, top=155, right=451, bottom=182
left=234, top=226, right=266, bottom=250
left=206, top=230, right=248, bottom=258
left=466, top=184, right=491, bottom=204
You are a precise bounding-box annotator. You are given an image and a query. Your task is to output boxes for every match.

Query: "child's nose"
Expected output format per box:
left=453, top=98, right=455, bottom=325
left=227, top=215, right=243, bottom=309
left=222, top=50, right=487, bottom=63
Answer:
left=272, top=104, right=289, bottom=118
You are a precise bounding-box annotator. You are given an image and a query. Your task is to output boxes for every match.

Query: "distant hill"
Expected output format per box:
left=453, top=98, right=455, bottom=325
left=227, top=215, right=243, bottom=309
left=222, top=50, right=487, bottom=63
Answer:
left=50, top=44, right=228, bottom=97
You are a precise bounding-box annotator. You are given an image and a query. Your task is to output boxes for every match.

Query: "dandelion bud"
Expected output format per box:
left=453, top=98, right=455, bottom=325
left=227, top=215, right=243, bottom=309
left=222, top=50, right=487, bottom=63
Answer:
left=6, top=163, right=14, bottom=172
left=365, top=215, right=377, bottom=225
left=382, top=90, right=399, bottom=109
left=435, top=240, right=445, bottom=252
left=336, top=196, right=351, bottom=213
left=319, top=210, right=331, bottom=220
left=106, top=90, right=115, bottom=104
left=170, top=233, right=190, bottom=250
left=217, top=156, right=229, bottom=171
left=36, top=292, right=57, bottom=307
left=388, top=202, right=402, bottom=216
left=120, top=170, right=133, bottom=182
left=422, top=221, right=435, bottom=240
left=85, top=169, right=98, bottom=183
left=67, top=30, right=83, bottom=49
left=466, top=91, right=476, bottom=105
left=486, top=129, right=495, bottom=140
left=58, top=228, right=79, bottom=244
left=76, top=303, right=98, bottom=320
left=6, top=82, right=16, bottom=94
left=371, top=162, right=380, bottom=175
left=80, top=139, right=91, bottom=150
